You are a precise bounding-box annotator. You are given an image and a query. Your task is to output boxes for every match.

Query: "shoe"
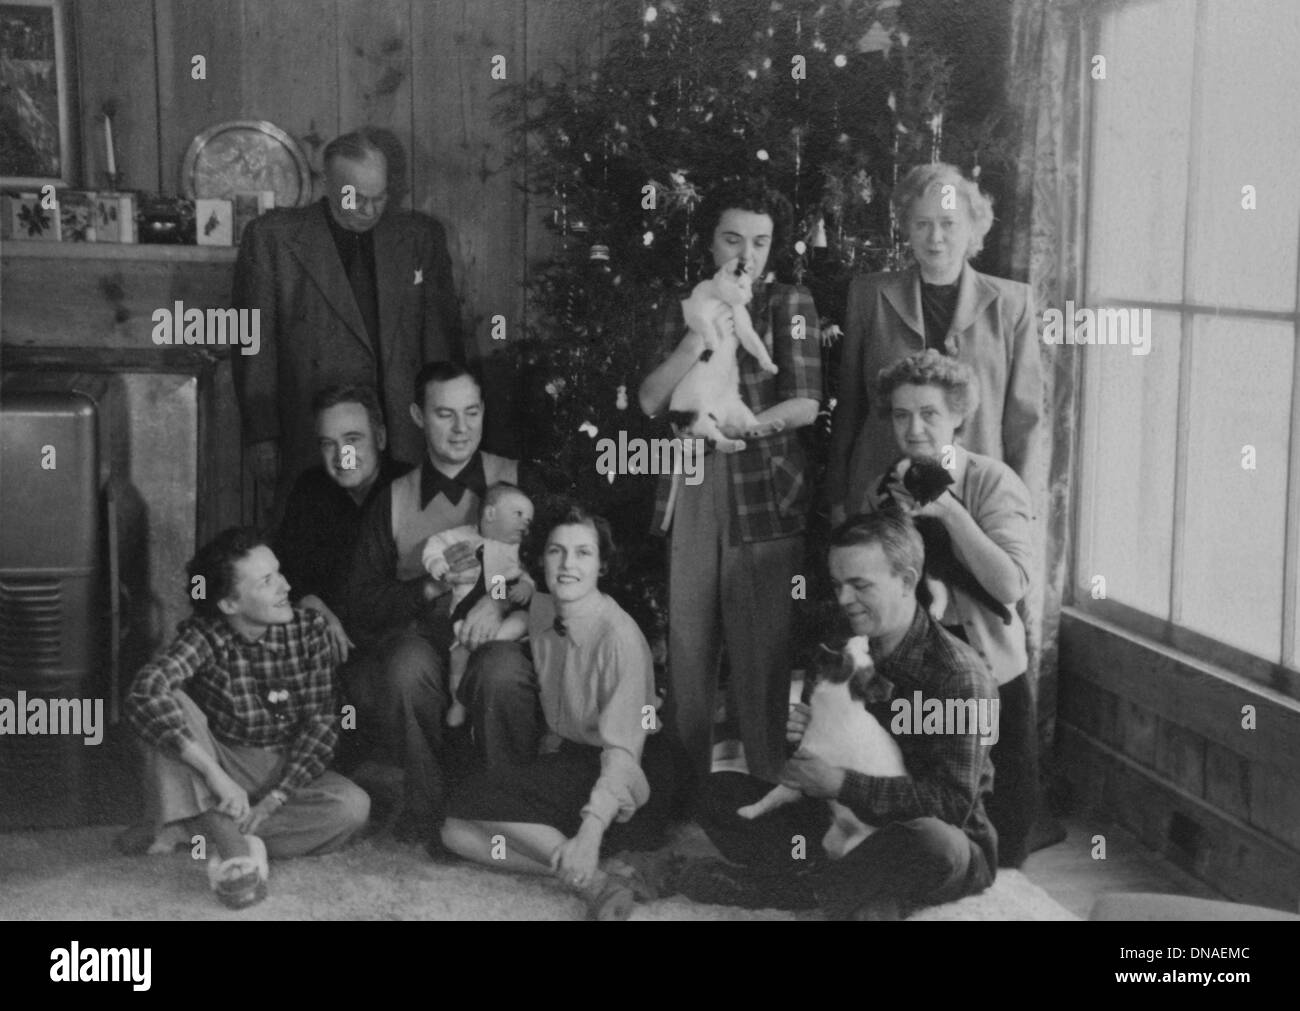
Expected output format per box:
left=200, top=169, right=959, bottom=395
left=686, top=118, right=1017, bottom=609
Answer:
left=392, top=808, right=438, bottom=844
left=677, top=857, right=819, bottom=911
left=424, top=834, right=460, bottom=865
left=113, top=824, right=158, bottom=856
left=675, top=858, right=765, bottom=909
left=851, top=897, right=904, bottom=921
left=583, top=874, right=636, bottom=922
left=604, top=850, right=689, bottom=900
left=207, top=834, right=268, bottom=910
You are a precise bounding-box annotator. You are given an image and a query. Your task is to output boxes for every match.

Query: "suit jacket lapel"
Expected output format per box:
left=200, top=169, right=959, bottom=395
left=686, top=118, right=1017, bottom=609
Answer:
left=374, top=213, right=413, bottom=373
left=285, top=204, right=372, bottom=352
left=947, top=263, right=998, bottom=343
left=881, top=267, right=925, bottom=342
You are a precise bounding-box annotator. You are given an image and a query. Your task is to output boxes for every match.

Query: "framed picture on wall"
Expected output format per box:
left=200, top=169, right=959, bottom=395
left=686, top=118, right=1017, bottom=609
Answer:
left=0, top=0, right=72, bottom=187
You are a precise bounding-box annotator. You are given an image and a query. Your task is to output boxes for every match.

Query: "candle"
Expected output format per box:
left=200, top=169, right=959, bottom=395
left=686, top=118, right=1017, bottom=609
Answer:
left=104, top=114, right=116, bottom=178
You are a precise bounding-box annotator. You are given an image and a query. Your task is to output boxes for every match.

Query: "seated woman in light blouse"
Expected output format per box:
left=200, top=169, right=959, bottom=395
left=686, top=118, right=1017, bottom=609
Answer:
left=439, top=504, right=676, bottom=920
left=866, top=350, right=1038, bottom=867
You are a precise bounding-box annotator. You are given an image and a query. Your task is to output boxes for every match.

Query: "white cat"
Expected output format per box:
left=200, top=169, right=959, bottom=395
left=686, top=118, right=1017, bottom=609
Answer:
left=668, top=258, right=780, bottom=453
left=737, top=636, right=906, bottom=860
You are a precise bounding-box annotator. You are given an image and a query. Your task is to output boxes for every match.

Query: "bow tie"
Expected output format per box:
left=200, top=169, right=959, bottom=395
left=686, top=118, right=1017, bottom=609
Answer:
left=553, top=616, right=567, bottom=637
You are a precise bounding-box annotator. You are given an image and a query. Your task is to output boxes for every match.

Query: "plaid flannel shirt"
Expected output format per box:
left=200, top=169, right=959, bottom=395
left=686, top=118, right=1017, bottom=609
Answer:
left=125, top=609, right=340, bottom=795
left=650, top=279, right=823, bottom=543
left=840, top=603, right=999, bottom=871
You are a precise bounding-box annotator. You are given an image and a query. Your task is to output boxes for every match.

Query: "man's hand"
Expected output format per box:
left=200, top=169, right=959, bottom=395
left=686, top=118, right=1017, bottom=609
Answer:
left=550, top=818, right=604, bottom=890
left=779, top=754, right=846, bottom=800
left=786, top=701, right=811, bottom=745
left=248, top=440, right=279, bottom=489
left=459, top=594, right=505, bottom=650
left=207, top=768, right=250, bottom=820
left=300, top=594, right=355, bottom=664
left=238, top=792, right=284, bottom=835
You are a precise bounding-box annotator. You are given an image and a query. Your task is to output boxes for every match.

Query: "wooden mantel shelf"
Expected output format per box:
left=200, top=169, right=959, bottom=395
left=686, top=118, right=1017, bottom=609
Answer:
left=2, top=238, right=238, bottom=351
left=2, top=239, right=238, bottom=264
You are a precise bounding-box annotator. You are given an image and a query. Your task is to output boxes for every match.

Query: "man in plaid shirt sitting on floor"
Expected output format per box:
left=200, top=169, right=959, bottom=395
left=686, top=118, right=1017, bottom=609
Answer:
left=677, top=512, right=1000, bottom=919
left=123, top=527, right=369, bottom=909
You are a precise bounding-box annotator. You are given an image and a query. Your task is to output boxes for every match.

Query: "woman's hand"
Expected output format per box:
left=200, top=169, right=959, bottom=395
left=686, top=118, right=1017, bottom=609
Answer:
left=300, top=594, right=355, bottom=664
left=889, top=481, right=958, bottom=523
left=551, top=817, right=604, bottom=889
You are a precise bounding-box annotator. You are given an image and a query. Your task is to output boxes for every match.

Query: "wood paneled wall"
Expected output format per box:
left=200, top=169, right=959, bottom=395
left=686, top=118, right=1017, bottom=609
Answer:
left=71, top=0, right=607, bottom=353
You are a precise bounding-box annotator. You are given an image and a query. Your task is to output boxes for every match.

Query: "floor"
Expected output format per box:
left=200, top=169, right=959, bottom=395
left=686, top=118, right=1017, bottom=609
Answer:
left=1, top=719, right=1225, bottom=920
left=710, top=732, right=1223, bottom=920
left=1020, top=812, right=1222, bottom=919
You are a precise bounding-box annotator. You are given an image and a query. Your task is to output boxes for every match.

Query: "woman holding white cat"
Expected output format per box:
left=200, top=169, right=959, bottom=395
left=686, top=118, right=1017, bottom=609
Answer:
left=868, top=350, right=1038, bottom=867
left=639, top=179, right=823, bottom=789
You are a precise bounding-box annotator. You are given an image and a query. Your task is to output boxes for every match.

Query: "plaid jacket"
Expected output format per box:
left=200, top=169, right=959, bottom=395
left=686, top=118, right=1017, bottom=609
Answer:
left=841, top=603, right=999, bottom=872
left=125, top=609, right=340, bottom=794
left=650, top=280, right=823, bottom=544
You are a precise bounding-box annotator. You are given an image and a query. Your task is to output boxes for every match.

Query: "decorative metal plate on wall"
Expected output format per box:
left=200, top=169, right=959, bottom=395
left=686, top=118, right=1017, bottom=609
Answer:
left=180, top=120, right=313, bottom=208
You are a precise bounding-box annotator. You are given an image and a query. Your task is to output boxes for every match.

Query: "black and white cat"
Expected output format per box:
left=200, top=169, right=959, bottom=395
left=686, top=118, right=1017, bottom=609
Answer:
left=667, top=258, right=781, bottom=453
left=875, top=455, right=1013, bottom=626
left=737, top=636, right=904, bottom=859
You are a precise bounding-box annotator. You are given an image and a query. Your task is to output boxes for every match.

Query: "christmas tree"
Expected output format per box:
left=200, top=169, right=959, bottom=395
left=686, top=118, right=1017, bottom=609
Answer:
left=495, top=0, right=1013, bottom=649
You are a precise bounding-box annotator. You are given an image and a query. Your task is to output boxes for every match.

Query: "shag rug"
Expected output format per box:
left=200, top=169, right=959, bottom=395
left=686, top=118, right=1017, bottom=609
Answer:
left=0, top=824, right=1079, bottom=921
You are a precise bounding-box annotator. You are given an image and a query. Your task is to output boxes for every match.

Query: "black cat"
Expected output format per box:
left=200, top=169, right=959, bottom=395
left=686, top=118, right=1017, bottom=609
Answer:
left=874, top=455, right=1013, bottom=626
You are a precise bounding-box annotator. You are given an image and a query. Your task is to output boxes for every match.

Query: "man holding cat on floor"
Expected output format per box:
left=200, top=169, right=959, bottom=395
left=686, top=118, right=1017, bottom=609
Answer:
left=677, top=512, right=999, bottom=920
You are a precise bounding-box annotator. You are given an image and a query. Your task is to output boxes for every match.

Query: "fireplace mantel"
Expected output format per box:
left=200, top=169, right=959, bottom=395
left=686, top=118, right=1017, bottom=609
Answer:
left=2, top=240, right=239, bottom=353
left=2, top=238, right=247, bottom=656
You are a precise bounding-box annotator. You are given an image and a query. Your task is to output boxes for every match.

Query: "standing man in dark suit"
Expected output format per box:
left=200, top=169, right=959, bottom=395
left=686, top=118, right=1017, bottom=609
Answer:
left=233, top=128, right=464, bottom=521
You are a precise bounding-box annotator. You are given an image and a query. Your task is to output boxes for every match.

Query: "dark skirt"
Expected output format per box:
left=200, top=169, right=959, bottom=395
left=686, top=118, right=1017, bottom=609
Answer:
left=447, top=732, right=687, bottom=853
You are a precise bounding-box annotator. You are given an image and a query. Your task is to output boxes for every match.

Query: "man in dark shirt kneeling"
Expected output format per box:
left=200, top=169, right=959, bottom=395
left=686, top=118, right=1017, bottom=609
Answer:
left=679, top=512, right=998, bottom=920
left=274, top=383, right=411, bottom=665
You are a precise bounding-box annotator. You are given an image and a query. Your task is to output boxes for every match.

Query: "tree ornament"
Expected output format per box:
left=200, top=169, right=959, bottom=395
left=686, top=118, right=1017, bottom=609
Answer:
left=616, top=385, right=629, bottom=410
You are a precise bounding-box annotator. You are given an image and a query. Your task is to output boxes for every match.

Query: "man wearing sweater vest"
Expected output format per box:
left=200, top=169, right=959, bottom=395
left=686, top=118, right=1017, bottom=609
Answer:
left=343, top=361, right=538, bottom=840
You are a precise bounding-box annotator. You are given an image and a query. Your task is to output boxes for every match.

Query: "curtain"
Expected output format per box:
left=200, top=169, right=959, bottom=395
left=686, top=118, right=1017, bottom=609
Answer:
left=998, top=0, right=1093, bottom=763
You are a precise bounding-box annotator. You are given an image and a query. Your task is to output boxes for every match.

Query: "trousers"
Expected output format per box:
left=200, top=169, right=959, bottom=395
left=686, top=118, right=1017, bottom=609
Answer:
left=697, top=772, right=993, bottom=918
left=140, top=690, right=369, bottom=858
left=666, top=451, right=804, bottom=784
left=343, top=627, right=540, bottom=830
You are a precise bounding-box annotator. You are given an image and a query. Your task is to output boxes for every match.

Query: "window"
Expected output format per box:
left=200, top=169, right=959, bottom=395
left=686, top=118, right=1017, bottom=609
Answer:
left=1076, top=0, right=1300, bottom=693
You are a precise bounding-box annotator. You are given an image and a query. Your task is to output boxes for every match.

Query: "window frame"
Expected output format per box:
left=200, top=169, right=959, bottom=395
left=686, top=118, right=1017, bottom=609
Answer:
left=1071, top=0, right=1300, bottom=700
